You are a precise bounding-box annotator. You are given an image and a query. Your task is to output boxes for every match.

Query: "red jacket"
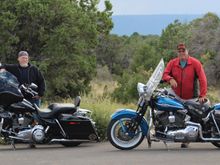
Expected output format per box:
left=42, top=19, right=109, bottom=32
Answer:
left=162, top=56, right=207, bottom=99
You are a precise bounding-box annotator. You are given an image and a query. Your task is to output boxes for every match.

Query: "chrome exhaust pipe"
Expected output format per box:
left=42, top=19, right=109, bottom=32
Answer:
left=186, top=121, right=220, bottom=142
left=50, top=139, right=91, bottom=143
left=9, top=136, right=31, bottom=142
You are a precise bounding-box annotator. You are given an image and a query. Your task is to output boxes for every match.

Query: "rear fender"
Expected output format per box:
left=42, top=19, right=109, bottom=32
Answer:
left=111, top=109, right=148, bottom=135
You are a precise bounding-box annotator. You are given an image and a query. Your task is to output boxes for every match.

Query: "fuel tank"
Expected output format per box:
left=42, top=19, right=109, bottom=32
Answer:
left=213, top=103, right=220, bottom=123
left=155, top=96, right=185, bottom=111
left=8, top=100, right=35, bottom=113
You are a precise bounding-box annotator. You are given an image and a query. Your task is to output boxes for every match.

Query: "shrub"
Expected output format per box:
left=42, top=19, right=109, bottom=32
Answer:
left=81, top=95, right=135, bottom=140
left=112, top=67, right=152, bottom=103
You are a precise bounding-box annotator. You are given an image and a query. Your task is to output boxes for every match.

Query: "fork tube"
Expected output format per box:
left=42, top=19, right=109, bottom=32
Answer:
left=135, top=100, right=148, bottom=124
left=119, top=119, right=126, bottom=132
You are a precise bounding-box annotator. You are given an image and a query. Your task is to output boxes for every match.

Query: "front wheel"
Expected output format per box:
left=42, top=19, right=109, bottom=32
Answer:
left=107, top=118, right=145, bottom=150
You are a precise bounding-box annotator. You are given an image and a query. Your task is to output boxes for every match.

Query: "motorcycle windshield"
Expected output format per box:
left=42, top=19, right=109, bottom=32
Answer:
left=0, top=70, right=23, bottom=106
left=144, top=59, right=165, bottom=100
left=0, top=71, right=20, bottom=87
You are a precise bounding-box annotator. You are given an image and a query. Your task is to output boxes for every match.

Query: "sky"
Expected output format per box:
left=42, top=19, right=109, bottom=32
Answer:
left=98, top=0, right=220, bottom=15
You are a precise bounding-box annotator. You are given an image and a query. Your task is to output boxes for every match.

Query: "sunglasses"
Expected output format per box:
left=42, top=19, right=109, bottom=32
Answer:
left=178, top=49, right=185, bottom=53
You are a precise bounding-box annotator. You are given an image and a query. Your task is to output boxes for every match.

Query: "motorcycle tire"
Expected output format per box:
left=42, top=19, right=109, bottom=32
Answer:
left=61, top=142, right=81, bottom=147
left=210, top=126, right=220, bottom=148
left=107, top=118, right=145, bottom=150
left=211, top=142, right=220, bottom=148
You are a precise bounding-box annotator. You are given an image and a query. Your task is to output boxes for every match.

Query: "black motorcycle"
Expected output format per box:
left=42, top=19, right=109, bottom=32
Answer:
left=0, top=70, right=99, bottom=149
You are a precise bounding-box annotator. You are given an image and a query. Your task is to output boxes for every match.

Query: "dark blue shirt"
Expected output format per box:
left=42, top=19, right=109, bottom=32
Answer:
left=19, top=66, right=29, bottom=85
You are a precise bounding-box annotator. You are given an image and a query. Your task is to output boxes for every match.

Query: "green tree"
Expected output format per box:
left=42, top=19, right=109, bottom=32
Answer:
left=160, top=20, right=191, bottom=62
left=189, top=12, right=220, bottom=59
left=0, top=0, right=19, bottom=62
left=112, top=40, right=161, bottom=103
left=189, top=13, right=220, bottom=86
left=131, top=41, right=161, bottom=72
left=96, top=34, right=125, bottom=75
left=0, top=0, right=113, bottom=99
left=112, top=68, right=152, bottom=103
left=96, top=33, right=160, bottom=76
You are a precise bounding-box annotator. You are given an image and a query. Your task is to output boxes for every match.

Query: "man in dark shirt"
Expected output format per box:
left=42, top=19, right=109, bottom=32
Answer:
left=4, top=51, right=46, bottom=107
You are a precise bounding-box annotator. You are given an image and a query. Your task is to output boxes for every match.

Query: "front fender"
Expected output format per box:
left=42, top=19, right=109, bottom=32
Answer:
left=111, top=109, right=149, bottom=135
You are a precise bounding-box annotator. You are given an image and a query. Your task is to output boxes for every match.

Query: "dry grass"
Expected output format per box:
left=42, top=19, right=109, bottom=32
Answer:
left=89, top=79, right=117, bottom=97
left=80, top=79, right=136, bottom=140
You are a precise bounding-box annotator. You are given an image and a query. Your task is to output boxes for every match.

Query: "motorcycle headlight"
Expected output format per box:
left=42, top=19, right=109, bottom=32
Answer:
left=137, top=83, right=146, bottom=95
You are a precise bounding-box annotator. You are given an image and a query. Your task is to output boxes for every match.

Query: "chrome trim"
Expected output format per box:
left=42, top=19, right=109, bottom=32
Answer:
left=50, top=139, right=90, bottom=143
left=202, top=112, right=211, bottom=123
left=9, top=136, right=31, bottom=142
left=0, top=118, right=4, bottom=133
left=45, top=126, right=50, bottom=134
left=22, top=99, right=35, bottom=110
left=186, top=121, right=220, bottom=142
left=211, top=112, right=220, bottom=135
left=177, top=109, right=188, bottom=114
left=55, top=119, right=66, bottom=138
left=149, top=109, right=153, bottom=128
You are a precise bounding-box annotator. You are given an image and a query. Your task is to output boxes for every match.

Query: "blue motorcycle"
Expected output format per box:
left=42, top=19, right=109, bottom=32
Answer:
left=107, top=59, right=220, bottom=150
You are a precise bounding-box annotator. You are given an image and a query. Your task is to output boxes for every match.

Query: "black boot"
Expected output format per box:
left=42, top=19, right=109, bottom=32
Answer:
left=181, top=143, right=189, bottom=148
left=28, top=143, right=36, bottom=148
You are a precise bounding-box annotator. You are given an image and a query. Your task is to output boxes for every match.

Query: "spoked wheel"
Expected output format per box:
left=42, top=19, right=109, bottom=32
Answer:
left=107, top=118, right=144, bottom=150
left=61, top=142, right=82, bottom=147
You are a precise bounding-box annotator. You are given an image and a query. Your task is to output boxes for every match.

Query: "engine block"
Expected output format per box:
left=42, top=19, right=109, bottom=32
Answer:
left=155, top=109, right=188, bottom=130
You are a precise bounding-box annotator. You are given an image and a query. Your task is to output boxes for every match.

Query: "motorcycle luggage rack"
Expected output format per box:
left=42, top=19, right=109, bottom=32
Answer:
left=55, top=119, right=67, bottom=138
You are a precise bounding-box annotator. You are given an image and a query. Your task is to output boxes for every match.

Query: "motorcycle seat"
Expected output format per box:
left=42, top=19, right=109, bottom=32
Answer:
left=38, top=103, right=77, bottom=119
left=184, top=99, right=210, bottom=112
left=184, top=99, right=210, bottom=118
left=184, top=100, right=201, bottom=110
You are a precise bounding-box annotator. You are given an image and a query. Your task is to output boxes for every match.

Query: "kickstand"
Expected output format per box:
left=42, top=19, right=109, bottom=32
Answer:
left=163, top=141, right=169, bottom=150
left=147, top=134, right=152, bottom=148
left=11, top=140, right=16, bottom=151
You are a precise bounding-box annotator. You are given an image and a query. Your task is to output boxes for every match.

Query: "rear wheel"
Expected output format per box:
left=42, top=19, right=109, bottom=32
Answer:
left=107, top=118, right=144, bottom=150
left=211, top=142, right=220, bottom=148
left=61, top=142, right=81, bottom=147
left=211, top=126, right=220, bottom=148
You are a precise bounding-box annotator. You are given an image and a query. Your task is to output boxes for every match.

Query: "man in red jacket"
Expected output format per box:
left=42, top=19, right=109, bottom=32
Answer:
left=162, top=43, right=207, bottom=148
left=163, top=43, right=207, bottom=102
